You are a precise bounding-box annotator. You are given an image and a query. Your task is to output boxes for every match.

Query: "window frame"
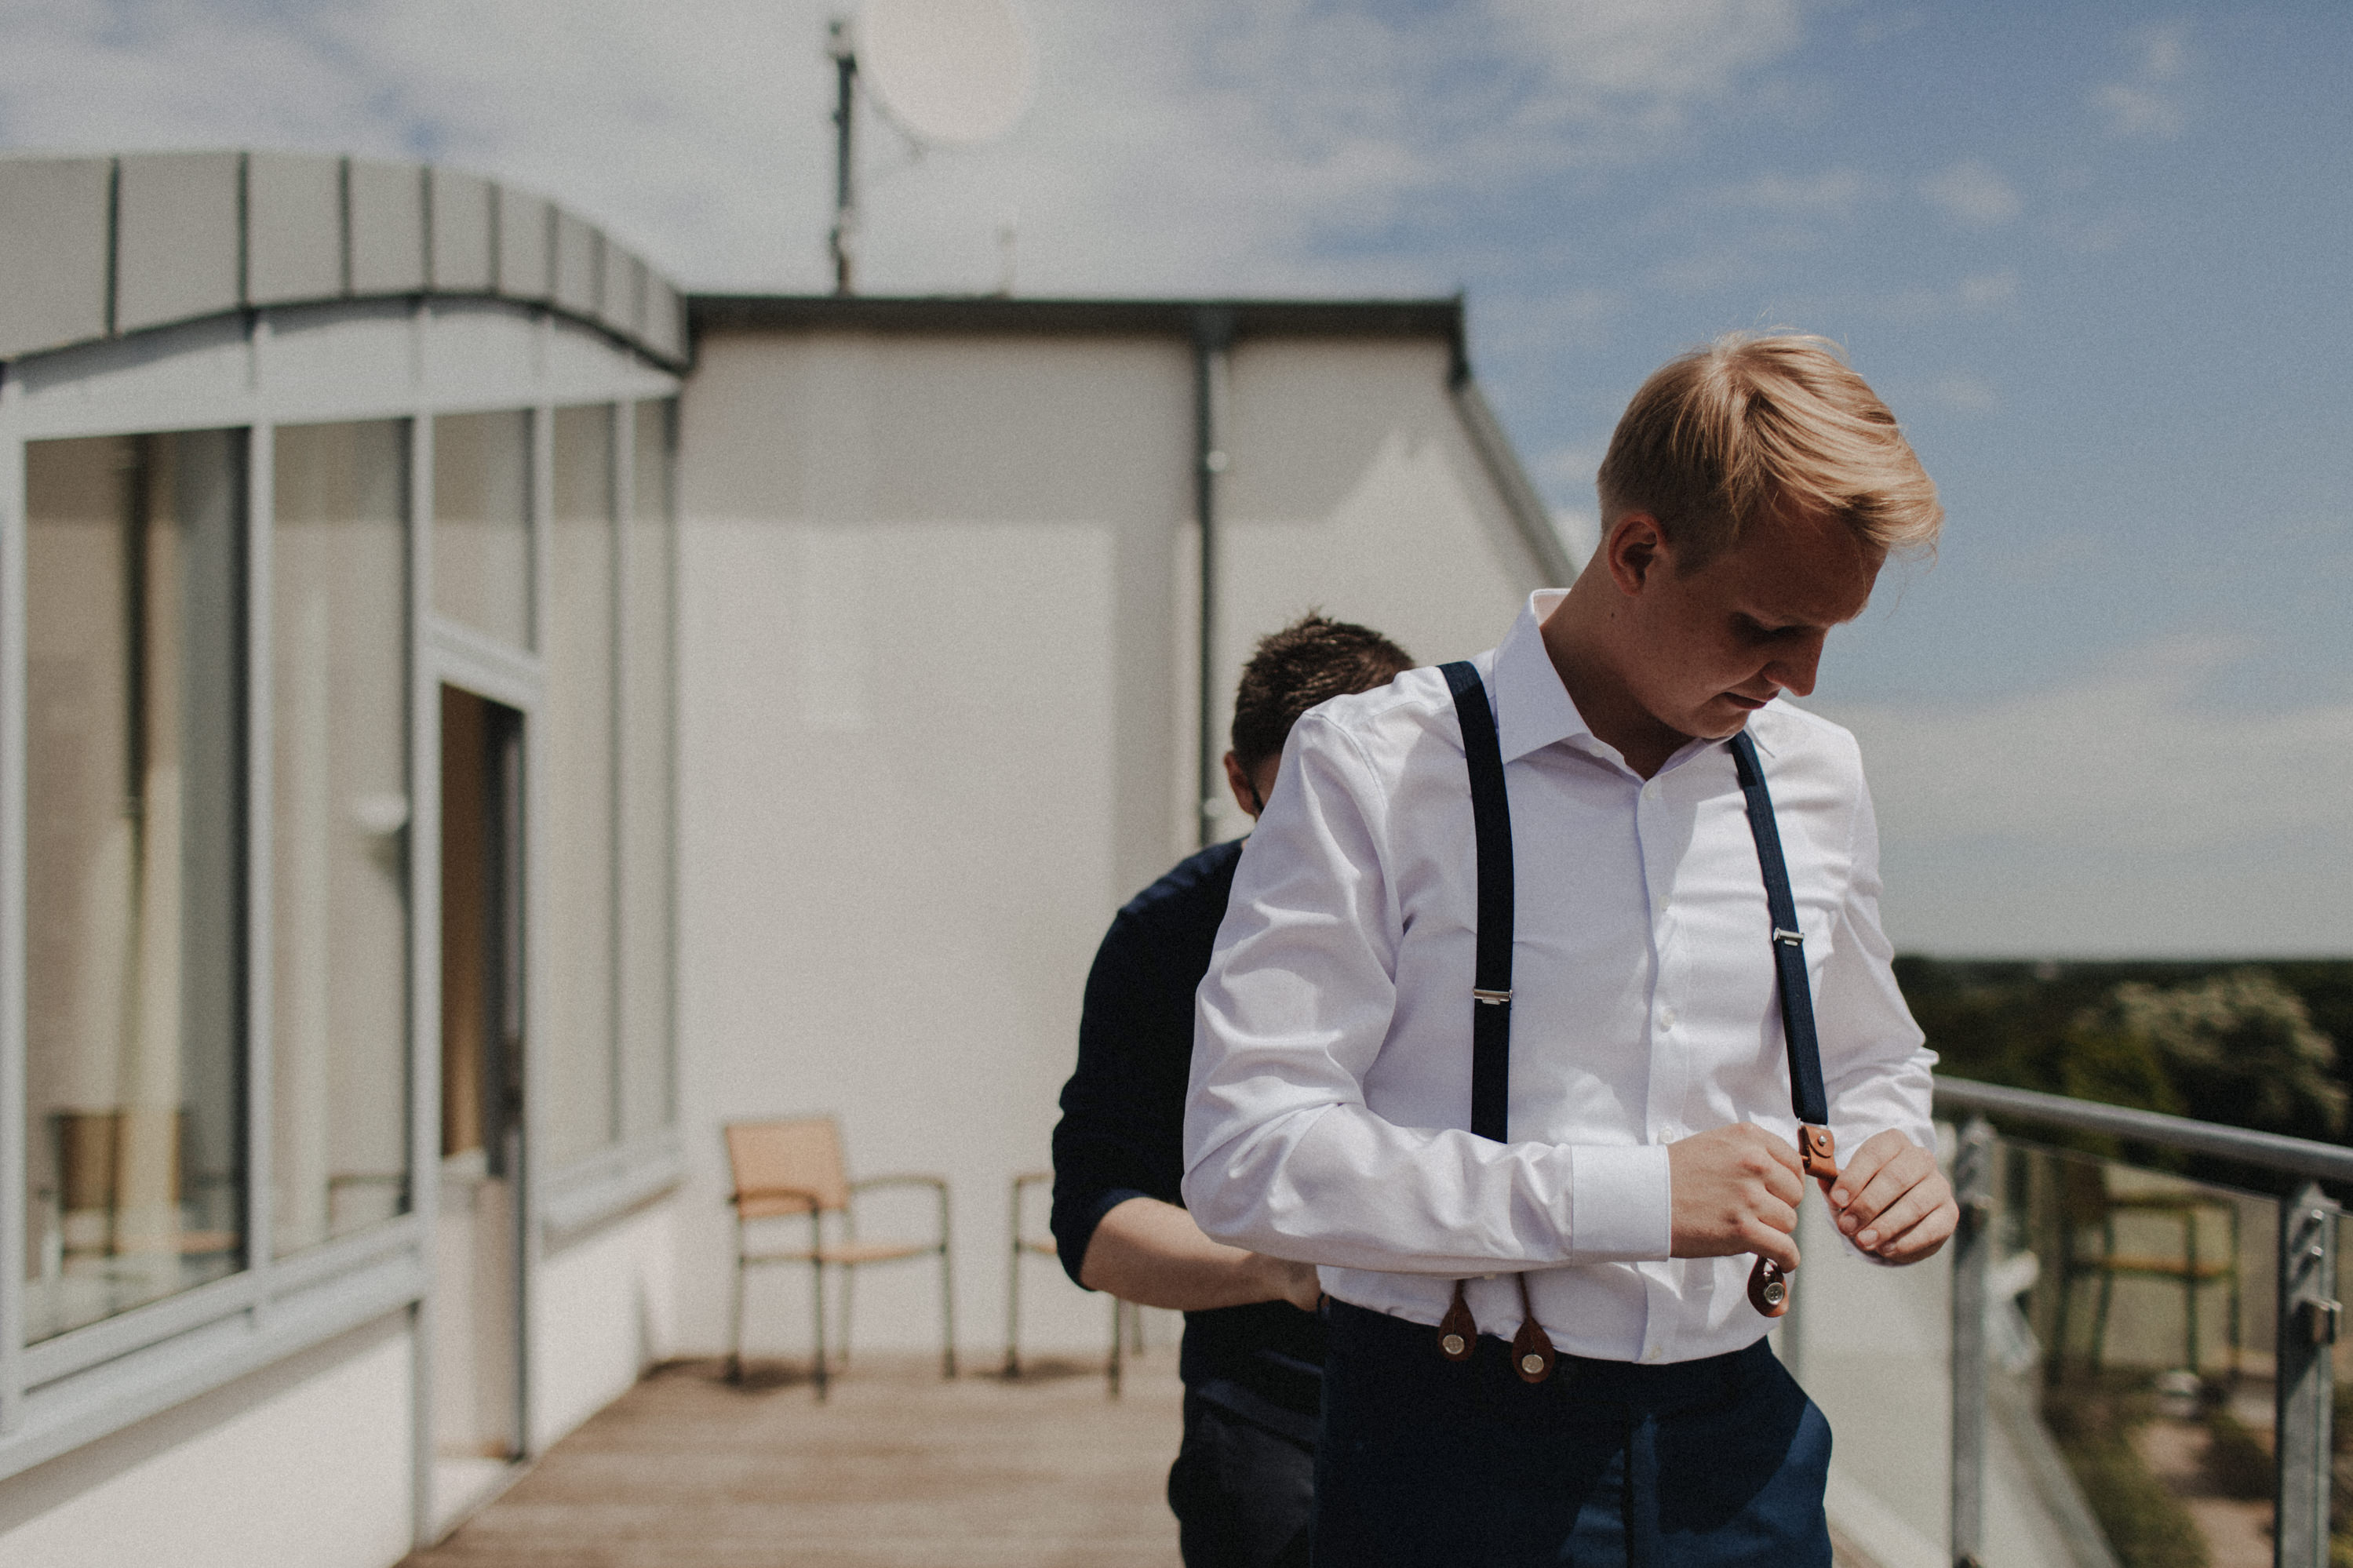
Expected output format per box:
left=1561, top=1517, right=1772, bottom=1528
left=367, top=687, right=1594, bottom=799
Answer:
left=0, top=298, right=682, bottom=1484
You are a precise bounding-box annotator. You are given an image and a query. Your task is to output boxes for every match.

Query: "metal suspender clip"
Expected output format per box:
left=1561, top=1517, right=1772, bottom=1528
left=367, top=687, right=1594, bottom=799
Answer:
left=1773, top=927, right=1804, bottom=946
left=1472, top=988, right=1512, bottom=1006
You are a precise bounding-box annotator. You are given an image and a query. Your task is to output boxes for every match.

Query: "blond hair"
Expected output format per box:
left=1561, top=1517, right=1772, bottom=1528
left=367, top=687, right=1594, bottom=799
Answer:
left=1595, top=333, right=1942, bottom=570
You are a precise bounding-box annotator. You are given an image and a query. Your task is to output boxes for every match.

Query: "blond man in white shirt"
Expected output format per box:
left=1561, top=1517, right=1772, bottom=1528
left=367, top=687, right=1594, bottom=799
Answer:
left=1184, top=334, right=1958, bottom=1566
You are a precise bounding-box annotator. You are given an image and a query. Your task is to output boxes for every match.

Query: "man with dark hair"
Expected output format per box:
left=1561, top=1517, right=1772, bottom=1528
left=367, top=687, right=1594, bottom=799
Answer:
left=1052, top=613, right=1415, bottom=1568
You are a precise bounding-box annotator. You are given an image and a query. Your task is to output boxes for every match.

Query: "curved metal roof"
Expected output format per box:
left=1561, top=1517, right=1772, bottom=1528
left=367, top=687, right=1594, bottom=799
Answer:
left=0, top=150, right=686, bottom=369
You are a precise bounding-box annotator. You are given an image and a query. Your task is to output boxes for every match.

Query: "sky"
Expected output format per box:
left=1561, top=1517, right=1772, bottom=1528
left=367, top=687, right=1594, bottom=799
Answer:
left=1, top=0, right=2346, bottom=958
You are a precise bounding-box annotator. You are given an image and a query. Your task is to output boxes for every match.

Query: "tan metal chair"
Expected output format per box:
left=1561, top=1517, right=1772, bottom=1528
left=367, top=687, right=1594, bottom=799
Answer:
left=1003, top=1170, right=1146, bottom=1395
left=723, top=1117, right=954, bottom=1399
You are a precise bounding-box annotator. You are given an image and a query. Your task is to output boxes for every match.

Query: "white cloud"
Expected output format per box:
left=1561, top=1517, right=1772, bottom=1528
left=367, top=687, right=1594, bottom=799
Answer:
left=1487, top=0, right=1802, bottom=111
left=0, top=0, right=1812, bottom=296
left=1955, top=270, right=2020, bottom=310
left=1871, top=271, right=2020, bottom=322
left=1928, top=373, right=1999, bottom=414
left=2091, top=20, right=2191, bottom=140
left=1816, top=635, right=2353, bottom=954
left=1920, top=158, right=2021, bottom=227
left=1726, top=167, right=1867, bottom=217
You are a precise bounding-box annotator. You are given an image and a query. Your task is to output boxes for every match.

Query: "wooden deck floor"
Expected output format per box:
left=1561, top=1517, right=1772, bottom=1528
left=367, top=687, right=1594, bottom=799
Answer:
left=405, top=1352, right=1186, bottom=1568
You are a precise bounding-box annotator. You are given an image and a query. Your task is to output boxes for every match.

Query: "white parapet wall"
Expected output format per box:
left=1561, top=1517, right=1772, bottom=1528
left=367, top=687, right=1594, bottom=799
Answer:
left=0, top=1317, right=413, bottom=1568
left=533, top=1198, right=682, bottom=1451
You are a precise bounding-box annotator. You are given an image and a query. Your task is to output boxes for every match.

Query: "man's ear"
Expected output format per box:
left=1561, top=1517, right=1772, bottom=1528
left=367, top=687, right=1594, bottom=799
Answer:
left=1222, top=751, right=1262, bottom=819
left=1602, top=511, right=1671, bottom=597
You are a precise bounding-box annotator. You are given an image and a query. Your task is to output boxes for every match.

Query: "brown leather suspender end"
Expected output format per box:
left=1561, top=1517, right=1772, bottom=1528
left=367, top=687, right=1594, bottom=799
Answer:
left=1438, top=1281, right=1477, bottom=1361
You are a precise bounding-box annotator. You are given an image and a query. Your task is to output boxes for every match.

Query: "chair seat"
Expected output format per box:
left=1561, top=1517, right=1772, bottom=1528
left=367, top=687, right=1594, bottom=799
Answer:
left=745, top=1239, right=936, bottom=1266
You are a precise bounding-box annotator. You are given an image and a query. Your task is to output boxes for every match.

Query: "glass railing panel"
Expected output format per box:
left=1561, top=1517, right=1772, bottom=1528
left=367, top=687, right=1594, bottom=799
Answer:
left=1995, top=1137, right=2283, bottom=1568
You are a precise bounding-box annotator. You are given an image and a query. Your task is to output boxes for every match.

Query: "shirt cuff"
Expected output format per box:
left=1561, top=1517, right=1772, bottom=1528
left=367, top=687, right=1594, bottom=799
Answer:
left=1568, top=1144, right=1672, bottom=1261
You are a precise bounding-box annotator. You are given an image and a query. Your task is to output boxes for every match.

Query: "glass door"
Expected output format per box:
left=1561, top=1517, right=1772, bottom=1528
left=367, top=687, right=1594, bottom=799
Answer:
left=432, top=684, right=526, bottom=1530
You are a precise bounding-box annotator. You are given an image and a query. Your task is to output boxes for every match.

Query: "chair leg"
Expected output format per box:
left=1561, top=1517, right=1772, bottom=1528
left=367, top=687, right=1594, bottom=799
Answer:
left=2184, top=1211, right=2201, bottom=1375
left=1003, top=1242, right=1022, bottom=1381
left=1107, top=1296, right=1124, bottom=1399
left=2227, top=1203, right=2243, bottom=1378
left=1004, top=1182, right=1023, bottom=1381
left=2091, top=1263, right=2114, bottom=1373
left=841, top=1263, right=856, bottom=1370
left=811, top=1261, right=829, bottom=1402
left=940, top=1240, right=958, bottom=1380
left=727, top=1253, right=748, bottom=1384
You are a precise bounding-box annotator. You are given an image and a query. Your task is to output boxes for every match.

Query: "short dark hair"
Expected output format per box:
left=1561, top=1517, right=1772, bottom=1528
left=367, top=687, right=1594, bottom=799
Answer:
left=1230, top=613, right=1414, bottom=773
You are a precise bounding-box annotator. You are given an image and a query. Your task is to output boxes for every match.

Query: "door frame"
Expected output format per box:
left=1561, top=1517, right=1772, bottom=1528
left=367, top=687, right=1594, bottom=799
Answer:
left=414, top=620, right=547, bottom=1534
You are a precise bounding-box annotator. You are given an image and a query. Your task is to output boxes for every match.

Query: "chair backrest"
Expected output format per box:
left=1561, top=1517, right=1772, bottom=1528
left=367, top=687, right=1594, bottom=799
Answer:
left=724, top=1118, right=851, bottom=1218
left=52, top=1108, right=191, bottom=1210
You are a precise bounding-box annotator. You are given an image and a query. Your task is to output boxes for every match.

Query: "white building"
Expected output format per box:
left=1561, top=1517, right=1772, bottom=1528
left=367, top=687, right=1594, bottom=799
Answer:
left=0, top=151, right=1570, bottom=1566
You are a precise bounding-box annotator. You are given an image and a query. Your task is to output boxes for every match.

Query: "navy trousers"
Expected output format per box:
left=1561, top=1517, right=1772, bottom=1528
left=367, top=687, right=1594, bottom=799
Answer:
left=1171, top=1384, right=1318, bottom=1567
left=1312, top=1301, right=1832, bottom=1567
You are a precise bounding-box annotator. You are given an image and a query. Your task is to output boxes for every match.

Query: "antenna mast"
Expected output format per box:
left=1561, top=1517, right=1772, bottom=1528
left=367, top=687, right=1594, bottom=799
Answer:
left=828, top=17, right=858, bottom=295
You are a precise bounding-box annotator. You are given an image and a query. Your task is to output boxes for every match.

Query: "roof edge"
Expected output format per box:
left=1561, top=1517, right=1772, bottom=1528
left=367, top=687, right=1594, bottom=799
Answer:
left=687, top=293, right=1466, bottom=357
left=0, top=151, right=688, bottom=371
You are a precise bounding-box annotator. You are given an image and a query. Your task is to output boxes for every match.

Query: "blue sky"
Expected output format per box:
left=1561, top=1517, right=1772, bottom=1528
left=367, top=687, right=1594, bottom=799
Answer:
left=2, top=1, right=2345, bottom=956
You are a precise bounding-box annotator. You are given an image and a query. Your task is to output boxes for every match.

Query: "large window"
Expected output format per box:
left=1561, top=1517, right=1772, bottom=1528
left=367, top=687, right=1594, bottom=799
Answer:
left=24, top=431, right=246, bottom=1342
left=619, top=400, right=676, bottom=1138
left=432, top=411, right=532, bottom=648
left=12, top=394, right=674, bottom=1361
left=270, top=420, right=410, bottom=1257
left=542, top=399, right=676, bottom=1166
left=544, top=405, right=618, bottom=1167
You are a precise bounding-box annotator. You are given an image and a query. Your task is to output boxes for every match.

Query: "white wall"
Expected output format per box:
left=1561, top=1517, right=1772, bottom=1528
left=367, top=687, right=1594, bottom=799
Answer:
left=0, top=1317, right=413, bottom=1568
left=532, top=1198, right=680, bottom=1450
left=1205, top=337, right=1560, bottom=841
left=674, top=326, right=1554, bottom=1358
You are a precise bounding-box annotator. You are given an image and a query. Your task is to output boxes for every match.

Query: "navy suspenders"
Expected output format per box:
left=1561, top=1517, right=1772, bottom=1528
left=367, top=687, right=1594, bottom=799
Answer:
left=1436, top=660, right=1835, bottom=1366
left=1444, top=661, right=1517, bottom=1144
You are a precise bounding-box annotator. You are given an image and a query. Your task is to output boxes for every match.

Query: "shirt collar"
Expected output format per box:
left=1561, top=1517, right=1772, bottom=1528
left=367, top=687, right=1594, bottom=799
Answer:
left=1490, top=591, right=1590, bottom=764
left=1486, top=590, right=1782, bottom=770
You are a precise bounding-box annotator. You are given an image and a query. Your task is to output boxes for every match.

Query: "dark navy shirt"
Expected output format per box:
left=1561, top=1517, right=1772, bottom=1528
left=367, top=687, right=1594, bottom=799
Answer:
left=1051, top=838, right=1326, bottom=1418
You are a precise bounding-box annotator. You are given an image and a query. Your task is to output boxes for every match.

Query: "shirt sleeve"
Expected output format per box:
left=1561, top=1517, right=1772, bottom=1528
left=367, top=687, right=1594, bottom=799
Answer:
left=1813, top=751, right=1938, bottom=1157
left=1181, top=710, right=1670, bottom=1275
left=1050, top=908, right=1188, bottom=1290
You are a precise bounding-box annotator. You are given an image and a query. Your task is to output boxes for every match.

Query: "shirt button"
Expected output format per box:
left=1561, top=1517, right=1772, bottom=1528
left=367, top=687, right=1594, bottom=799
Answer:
left=1644, top=1346, right=1663, bottom=1362
left=1659, top=1006, right=1677, bottom=1029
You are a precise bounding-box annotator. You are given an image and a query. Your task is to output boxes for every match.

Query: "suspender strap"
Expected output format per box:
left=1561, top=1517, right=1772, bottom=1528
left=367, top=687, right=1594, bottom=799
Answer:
left=1728, top=729, right=1830, bottom=1130
left=1441, top=660, right=1514, bottom=1144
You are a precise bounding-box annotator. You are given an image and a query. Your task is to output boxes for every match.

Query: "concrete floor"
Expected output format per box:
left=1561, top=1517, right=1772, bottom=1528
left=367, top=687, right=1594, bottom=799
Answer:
left=405, top=1352, right=1186, bottom=1568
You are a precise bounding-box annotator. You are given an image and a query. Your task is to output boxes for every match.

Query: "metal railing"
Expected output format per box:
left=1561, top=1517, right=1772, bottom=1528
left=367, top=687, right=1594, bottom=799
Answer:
left=1936, top=1076, right=2344, bottom=1568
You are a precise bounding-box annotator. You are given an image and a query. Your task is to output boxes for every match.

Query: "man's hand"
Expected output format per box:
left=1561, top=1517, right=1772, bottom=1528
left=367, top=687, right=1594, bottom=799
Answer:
left=1080, top=1195, right=1323, bottom=1312
left=1822, top=1130, right=1957, bottom=1264
left=1253, top=1253, right=1324, bottom=1313
left=1667, top=1123, right=1804, bottom=1272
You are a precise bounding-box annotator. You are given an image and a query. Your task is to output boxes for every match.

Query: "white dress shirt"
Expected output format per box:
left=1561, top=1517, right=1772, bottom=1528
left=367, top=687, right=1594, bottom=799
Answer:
left=1182, top=591, right=1934, bottom=1366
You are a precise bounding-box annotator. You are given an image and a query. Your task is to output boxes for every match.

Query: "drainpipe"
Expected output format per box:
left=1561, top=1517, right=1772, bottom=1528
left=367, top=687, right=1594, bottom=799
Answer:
left=1193, top=307, right=1233, bottom=849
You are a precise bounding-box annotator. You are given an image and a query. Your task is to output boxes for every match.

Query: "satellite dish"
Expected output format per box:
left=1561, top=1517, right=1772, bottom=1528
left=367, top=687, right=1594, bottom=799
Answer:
left=859, top=0, right=1036, bottom=147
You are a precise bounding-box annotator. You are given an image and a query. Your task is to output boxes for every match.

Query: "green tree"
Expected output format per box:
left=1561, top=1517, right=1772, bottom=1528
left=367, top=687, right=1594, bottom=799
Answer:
left=2085, top=969, right=2346, bottom=1143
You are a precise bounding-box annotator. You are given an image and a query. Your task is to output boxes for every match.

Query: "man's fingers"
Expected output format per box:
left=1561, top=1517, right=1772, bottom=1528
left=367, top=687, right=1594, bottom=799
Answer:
left=1870, top=1196, right=1958, bottom=1264
left=1852, top=1183, right=1940, bottom=1252
left=1826, top=1131, right=1903, bottom=1210
left=1742, top=1216, right=1800, bottom=1273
